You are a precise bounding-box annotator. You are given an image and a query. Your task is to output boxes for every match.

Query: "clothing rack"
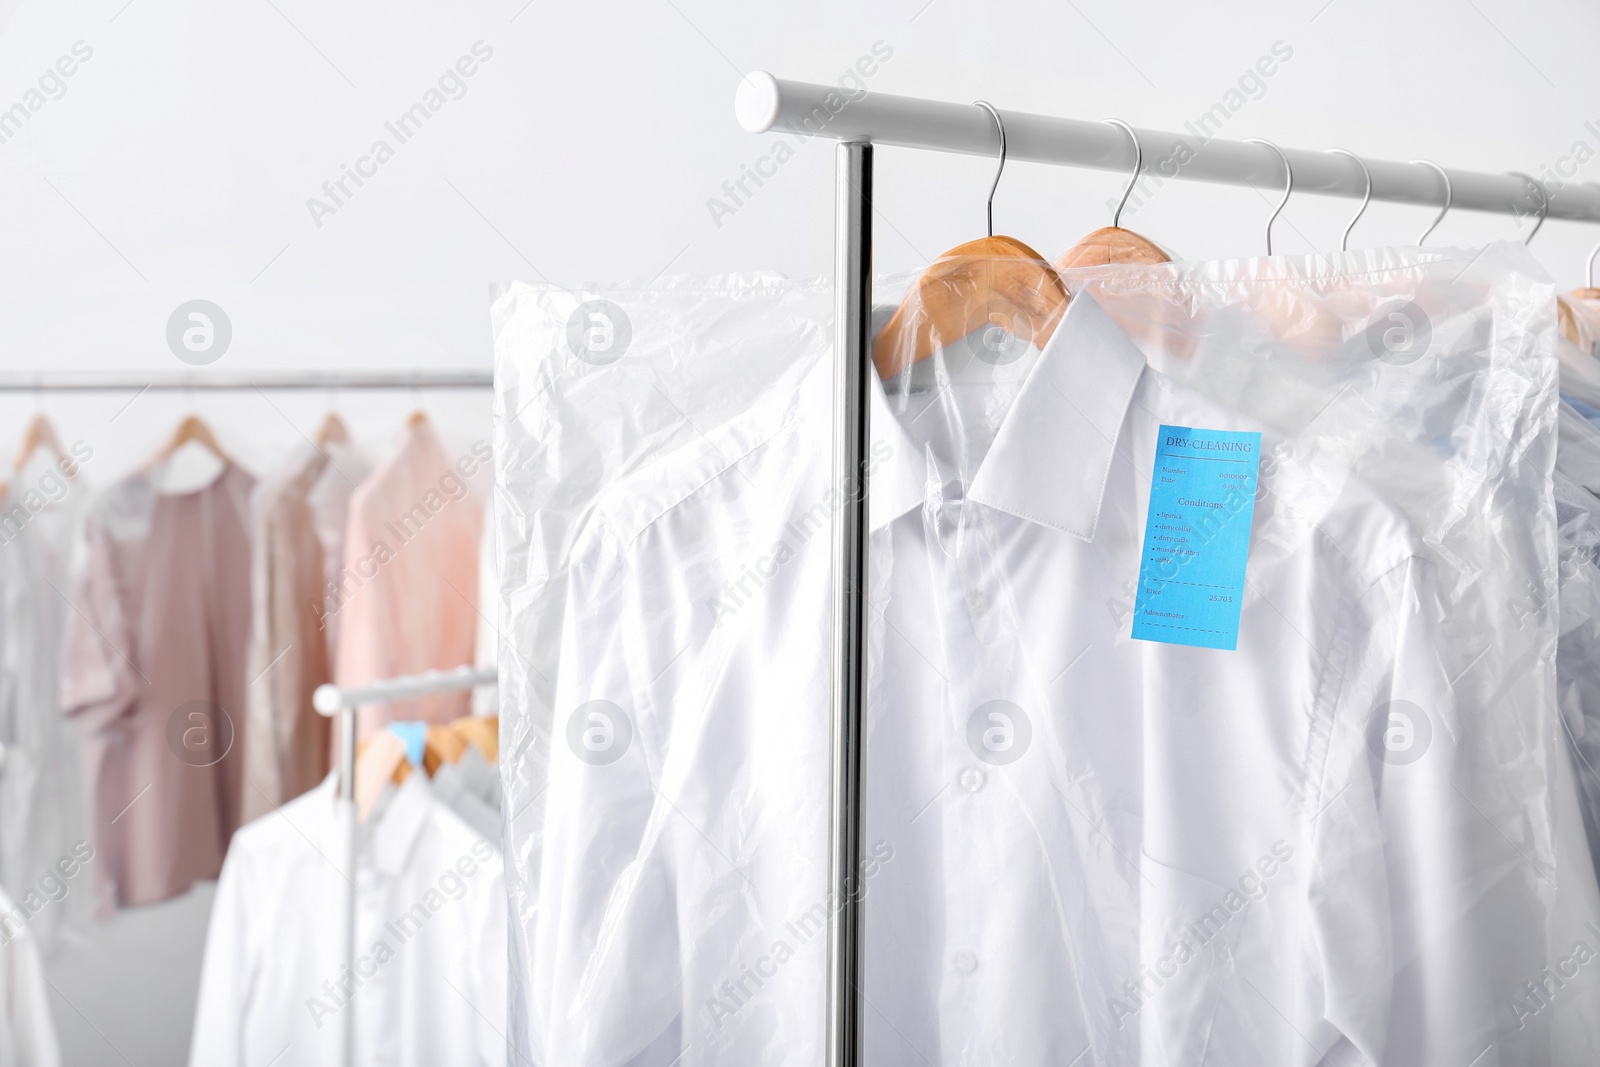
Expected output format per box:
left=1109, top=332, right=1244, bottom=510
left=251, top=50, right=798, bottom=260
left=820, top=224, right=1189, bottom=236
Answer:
left=0, top=371, right=492, bottom=391
left=311, top=664, right=498, bottom=1067
left=735, top=72, right=1600, bottom=1067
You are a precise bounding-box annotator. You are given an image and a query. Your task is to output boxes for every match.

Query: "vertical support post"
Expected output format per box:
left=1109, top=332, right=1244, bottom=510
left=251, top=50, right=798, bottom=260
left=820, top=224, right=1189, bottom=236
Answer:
left=827, top=140, right=872, bottom=1067
left=338, top=705, right=357, bottom=1067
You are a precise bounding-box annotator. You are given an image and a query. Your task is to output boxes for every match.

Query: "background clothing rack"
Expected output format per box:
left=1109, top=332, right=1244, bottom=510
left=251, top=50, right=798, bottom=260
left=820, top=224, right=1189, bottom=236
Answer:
left=311, top=664, right=498, bottom=1067
left=734, top=71, right=1600, bottom=1067
left=0, top=371, right=492, bottom=391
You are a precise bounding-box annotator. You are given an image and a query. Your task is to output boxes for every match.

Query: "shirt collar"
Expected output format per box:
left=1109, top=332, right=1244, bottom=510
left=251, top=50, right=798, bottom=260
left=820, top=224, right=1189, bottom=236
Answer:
left=371, top=774, right=432, bottom=876
left=311, top=770, right=433, bottom=877
left=869, top=291, right=1147, bottom=541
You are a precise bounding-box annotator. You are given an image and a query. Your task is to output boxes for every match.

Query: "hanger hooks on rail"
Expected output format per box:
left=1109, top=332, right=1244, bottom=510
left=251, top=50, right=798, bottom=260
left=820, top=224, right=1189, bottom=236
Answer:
left=1322, top=149, right=1370, bottom=252
left=1409, top=160, right=1452, bottom=245
left=1244, top=138, right=1293, bottom=255
left=974, top=101, right=1006, bottom=238
left=1102, top=118, right=1142, bottom=229
left=1507, top=171, right=1549, bottom=245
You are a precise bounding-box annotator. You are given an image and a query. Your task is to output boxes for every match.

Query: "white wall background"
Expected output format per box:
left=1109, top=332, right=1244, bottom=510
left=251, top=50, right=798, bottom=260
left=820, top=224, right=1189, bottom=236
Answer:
left=3, top=0, right=1599, bottom=1062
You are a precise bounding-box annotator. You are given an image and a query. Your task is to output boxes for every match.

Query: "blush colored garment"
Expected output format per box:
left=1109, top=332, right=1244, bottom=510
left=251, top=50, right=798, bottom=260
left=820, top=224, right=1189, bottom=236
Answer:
left=240, top=447, right=338, bottom=824
left=59, top=464, right=254, bottom=913
left=334, top=420, right=484, bottom=738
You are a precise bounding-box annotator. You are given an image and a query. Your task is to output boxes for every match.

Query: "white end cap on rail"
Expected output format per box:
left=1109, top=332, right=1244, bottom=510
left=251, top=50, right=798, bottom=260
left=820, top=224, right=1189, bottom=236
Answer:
left=313, top=683, right=343, bottom=717
left=735, top=72, right=782, bottom=134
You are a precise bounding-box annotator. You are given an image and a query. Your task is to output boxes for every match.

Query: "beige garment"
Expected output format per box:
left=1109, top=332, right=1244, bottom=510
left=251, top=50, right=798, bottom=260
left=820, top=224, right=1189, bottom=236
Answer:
left=59, top=465, right=254, bottom=913
left=305, top=440, right=370, bottom=657
left=334, top=420, right=484, bottom=739
left=239, top=449, right=334, bottom=824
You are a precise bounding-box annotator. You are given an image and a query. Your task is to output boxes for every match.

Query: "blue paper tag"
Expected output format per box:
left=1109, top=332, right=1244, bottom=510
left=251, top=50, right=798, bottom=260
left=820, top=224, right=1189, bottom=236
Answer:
left=1131, top=424, right=1261, bottom=651
left=389, top=721, right=428, bottom=769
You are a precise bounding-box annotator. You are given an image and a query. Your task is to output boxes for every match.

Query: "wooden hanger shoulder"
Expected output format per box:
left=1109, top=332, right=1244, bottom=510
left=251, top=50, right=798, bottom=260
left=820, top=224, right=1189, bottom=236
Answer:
left=13, top=413, right=68, bottom=475
left=142, top=414, right=232, bottom=473
left=872, top=235, right=1068, bottom=379
left=1055, top=225, right=1171, bottom=270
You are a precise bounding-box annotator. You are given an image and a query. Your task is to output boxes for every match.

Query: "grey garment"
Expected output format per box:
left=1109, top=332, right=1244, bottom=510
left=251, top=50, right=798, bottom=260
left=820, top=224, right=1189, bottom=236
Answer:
left=0, top=457, right=92, bottom=951
left=240, top=448, right=335, bottom=824
left=430, top=755, right=501, bottom=848
left=59, top=464, right=255, bottom=913
left=1556, top=473, right=1600, bottom=889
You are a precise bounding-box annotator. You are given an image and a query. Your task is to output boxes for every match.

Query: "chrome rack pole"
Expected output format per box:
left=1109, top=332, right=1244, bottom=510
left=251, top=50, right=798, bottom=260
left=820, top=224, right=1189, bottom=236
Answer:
left=309, top=665, right=494, bottom=1067
left=337, top=705, right=356, bottom=1067
left=735, top=73, right=1600, bottom=222
left=827, top=140, right=872, bottom=1067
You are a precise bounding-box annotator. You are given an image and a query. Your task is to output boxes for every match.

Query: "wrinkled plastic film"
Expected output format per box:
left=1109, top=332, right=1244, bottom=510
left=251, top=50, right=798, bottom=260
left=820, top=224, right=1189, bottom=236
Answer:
left=1063, top=244, right=1592, bottom=1061
left=493, top=278, right=834, bottom=1065
left=495, top=246, right=1597, bottom=1065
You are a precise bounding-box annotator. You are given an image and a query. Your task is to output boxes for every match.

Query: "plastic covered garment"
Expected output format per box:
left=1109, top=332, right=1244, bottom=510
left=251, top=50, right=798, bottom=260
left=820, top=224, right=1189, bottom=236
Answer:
left=1063, top=243, right=1597, bottom=1061
left=1555, top=348, right=1600, bottom=915
left=493, top=245, right=1591, bottom=1066
left=0, top=450, right=93, bottom=952
left=492, top=277, right=834, bottom=1065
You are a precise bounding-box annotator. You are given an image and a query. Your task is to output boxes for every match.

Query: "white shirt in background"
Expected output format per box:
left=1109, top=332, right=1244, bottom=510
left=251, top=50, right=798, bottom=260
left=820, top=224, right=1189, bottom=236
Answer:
left=190, top=775, right=506, bottom=1067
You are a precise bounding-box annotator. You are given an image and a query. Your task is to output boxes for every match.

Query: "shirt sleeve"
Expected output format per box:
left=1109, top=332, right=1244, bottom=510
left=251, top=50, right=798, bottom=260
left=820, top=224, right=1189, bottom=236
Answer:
left=1311, top=552, right=1501, bottom=1064
left=533, top=522, right=686, bottom=1065
left=57, top=516, right=137, bottom=732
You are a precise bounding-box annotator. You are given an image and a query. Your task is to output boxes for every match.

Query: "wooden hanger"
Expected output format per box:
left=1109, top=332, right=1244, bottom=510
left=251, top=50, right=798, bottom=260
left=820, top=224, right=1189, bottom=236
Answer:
left=872, top=102, right=1068, bottom=380
left=1056, top=120, right=1170, bottom=271
left=354, top=730, right=408, bottom=819
left=359, top=721, right=472, bottom=791
left=1565, top=230, right=1600, bottom=348
left=405, top=409, right=428, bottom=428
left=314, top=411, right=350, bottom=446
left=142, top=414, right=231, bottom=473
left=12, top=414, right=71, bottom=476
left=1561, top=295, right=1583, bottom=348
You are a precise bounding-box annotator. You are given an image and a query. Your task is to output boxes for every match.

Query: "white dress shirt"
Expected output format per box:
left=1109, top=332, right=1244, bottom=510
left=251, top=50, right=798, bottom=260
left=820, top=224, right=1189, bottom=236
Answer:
left=525, top=292, right=1525, bottom=1066
left=190, top=775, right=506, bottom=1067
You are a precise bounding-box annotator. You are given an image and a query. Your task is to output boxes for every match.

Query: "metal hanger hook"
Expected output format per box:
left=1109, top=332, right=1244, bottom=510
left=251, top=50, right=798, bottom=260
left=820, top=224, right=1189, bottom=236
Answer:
left=1244, top=138, right=1293, bottom=255
left=974, top=101, right=1006, bottom=238
left=1507, top=171, right=1549, bottom=245
left=1323, top=148, right=1370, bottom=252
left=1102, top=118, right=1142, bottom=229
left=1586, top=183, right=1600, bottom=289
left=1409, top=160, right=1452, bottom=245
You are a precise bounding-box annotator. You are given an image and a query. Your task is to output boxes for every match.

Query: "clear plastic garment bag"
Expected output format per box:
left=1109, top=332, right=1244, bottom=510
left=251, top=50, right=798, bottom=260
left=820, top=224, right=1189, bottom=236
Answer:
left=1063, top=242, right=1596, bottom=1064
left=493, top=244, right=1595, bottom=1066
left=493, top=278, right=836, bottom=1066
